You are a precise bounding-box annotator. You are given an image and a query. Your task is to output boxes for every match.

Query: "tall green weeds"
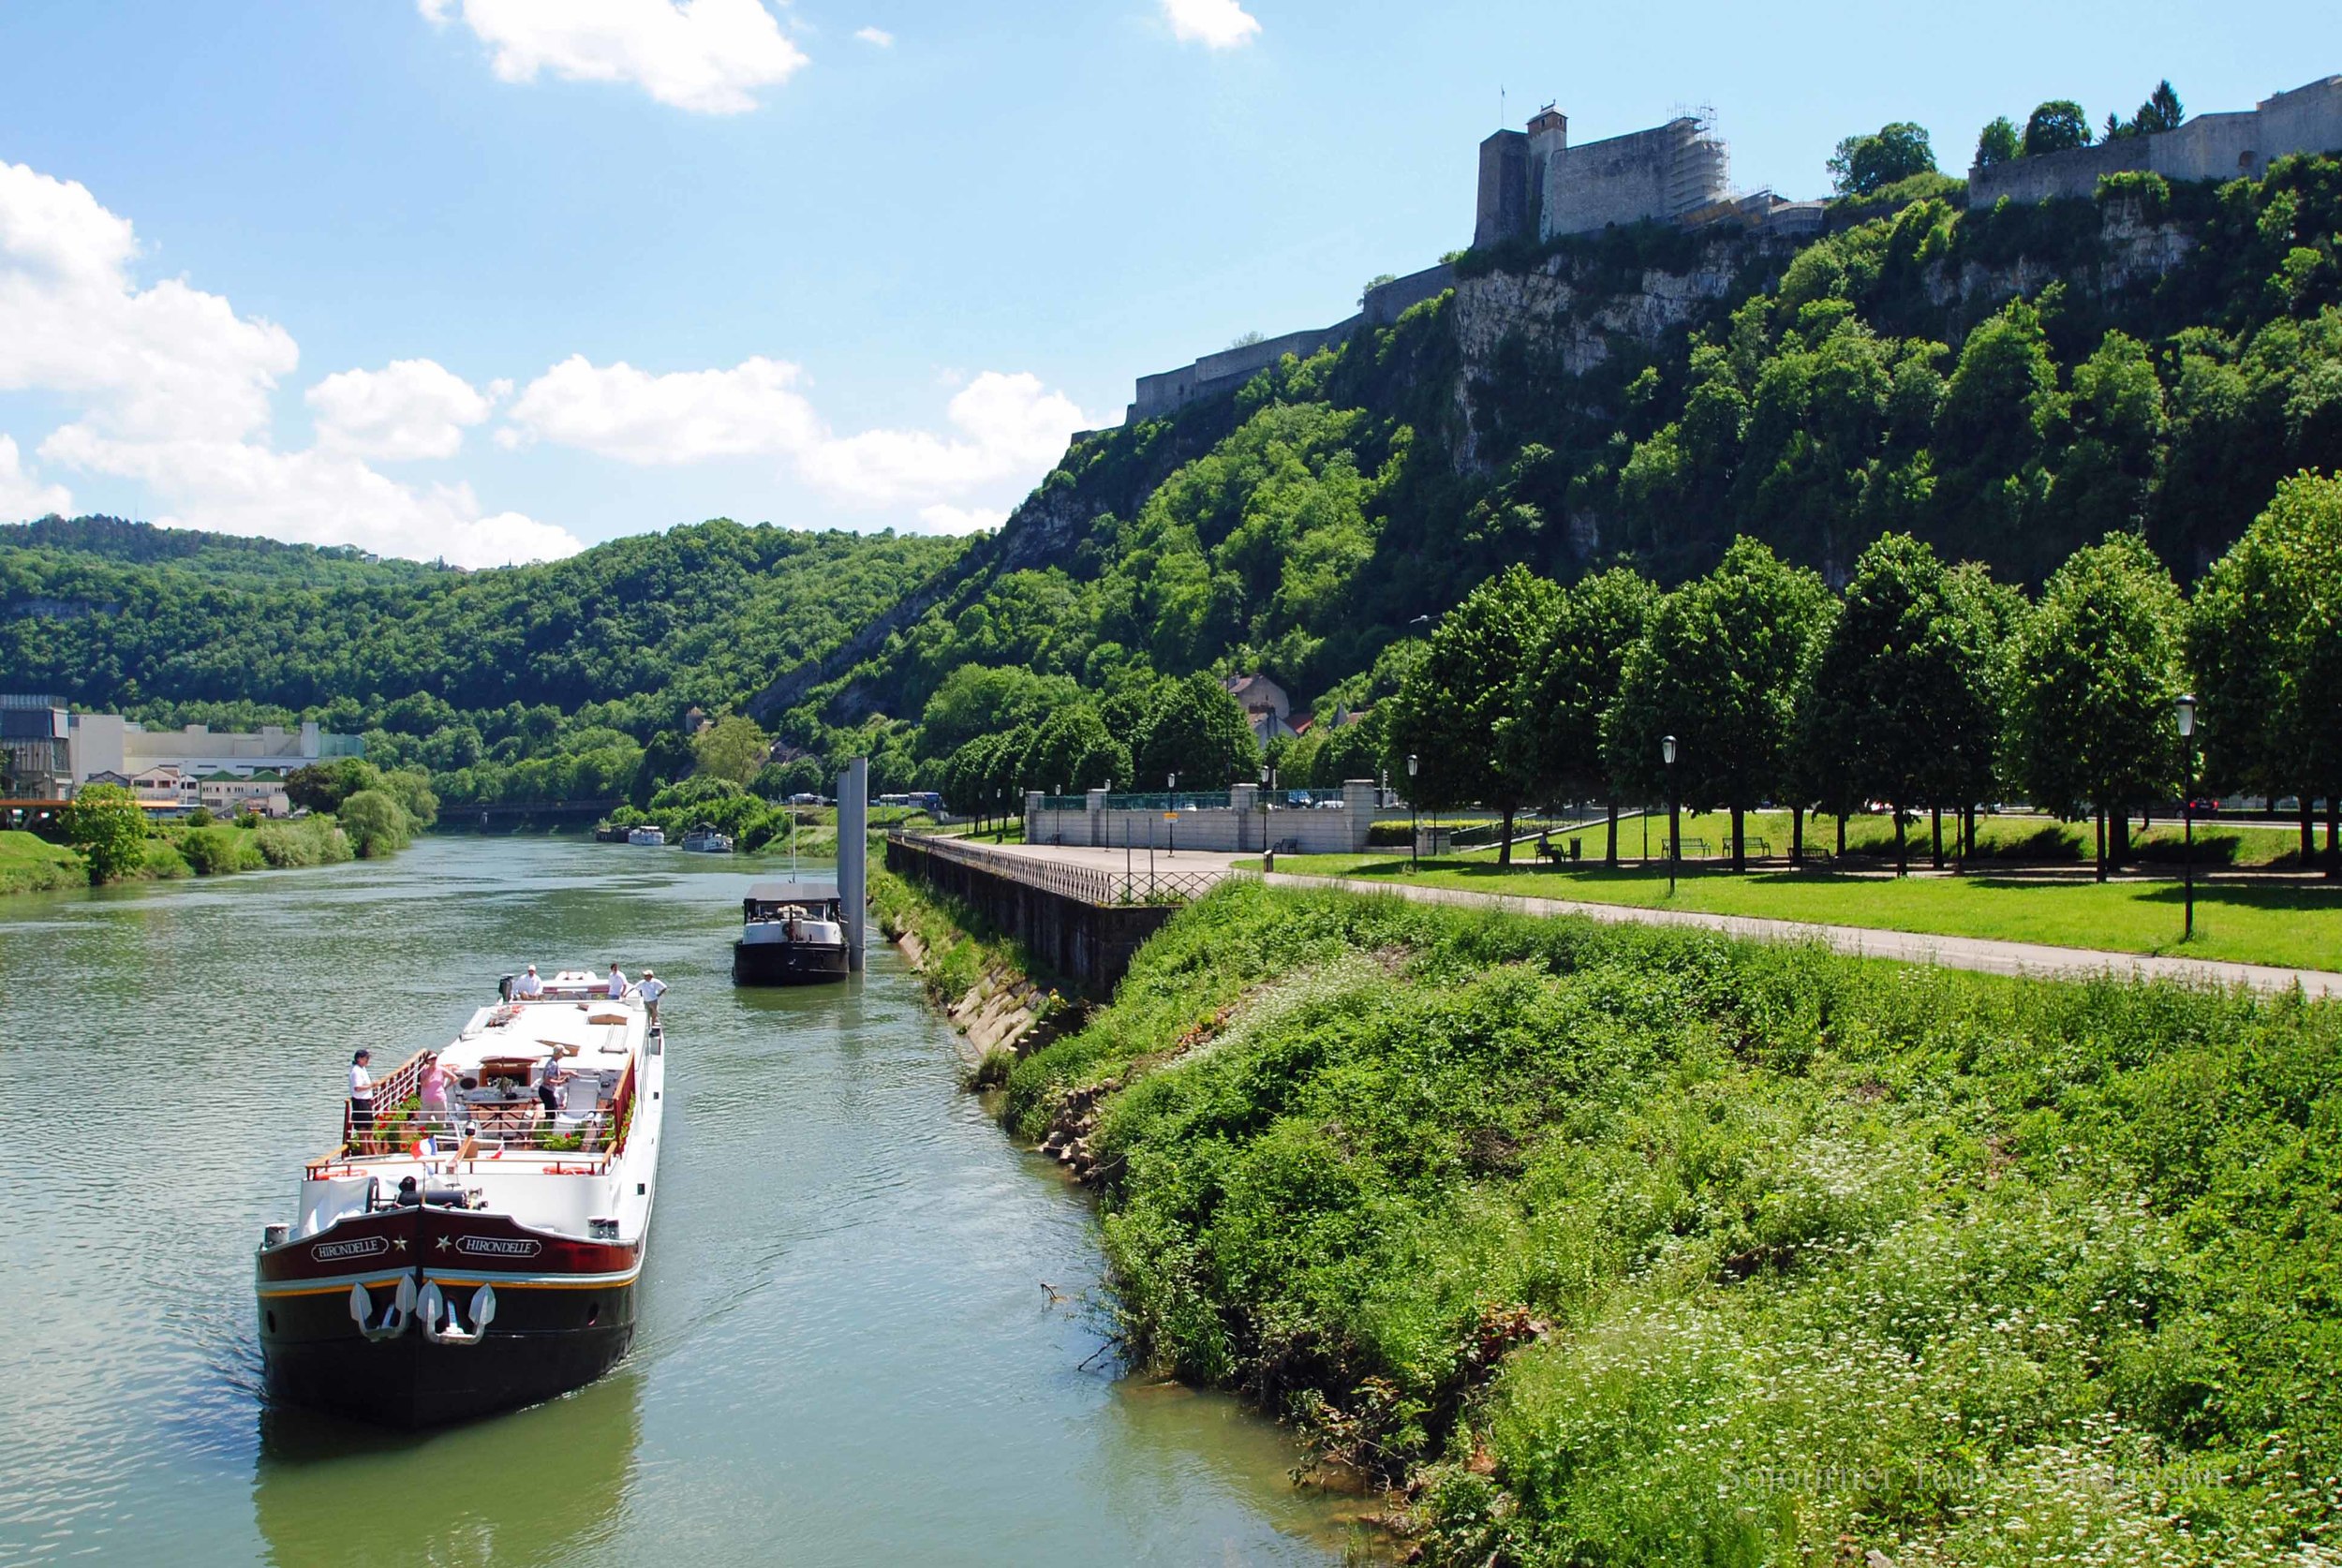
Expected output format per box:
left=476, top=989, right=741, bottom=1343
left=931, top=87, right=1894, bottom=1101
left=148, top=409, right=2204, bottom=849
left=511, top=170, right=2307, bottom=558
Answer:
left=1016, top=881, right=2342, bottom=1565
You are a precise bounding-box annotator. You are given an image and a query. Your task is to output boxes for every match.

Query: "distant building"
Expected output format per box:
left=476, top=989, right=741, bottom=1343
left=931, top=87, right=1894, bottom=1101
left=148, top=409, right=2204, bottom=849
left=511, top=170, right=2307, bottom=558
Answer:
left=67, top=715, right=362, bottom=786
left=0, top=694, right=72, bottom=799
left=1475, top=104, right=1730, bottom=245
left=1967, top=74, right=2342, bottom=206
left=1224, top=673, right=1298, bottom=747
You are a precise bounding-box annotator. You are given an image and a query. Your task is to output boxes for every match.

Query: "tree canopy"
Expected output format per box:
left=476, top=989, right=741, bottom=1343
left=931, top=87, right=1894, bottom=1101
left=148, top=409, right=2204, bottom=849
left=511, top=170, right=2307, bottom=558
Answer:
left=60, top=783, right=147, bottom=884
left=2022, top=100, right=2095, bottom=157
left=1827, top=122, right=1937, bottom=198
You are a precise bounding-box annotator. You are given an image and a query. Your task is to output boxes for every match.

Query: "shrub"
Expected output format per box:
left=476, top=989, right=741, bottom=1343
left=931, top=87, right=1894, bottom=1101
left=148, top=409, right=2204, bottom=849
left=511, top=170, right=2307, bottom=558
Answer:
left=335, top=790, right=412, bottom=858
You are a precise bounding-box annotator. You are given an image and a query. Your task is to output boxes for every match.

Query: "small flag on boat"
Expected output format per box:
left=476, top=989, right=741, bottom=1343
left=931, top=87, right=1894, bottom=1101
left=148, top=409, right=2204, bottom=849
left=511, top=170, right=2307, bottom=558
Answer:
left=411, top=1136, right=437, bottom=1160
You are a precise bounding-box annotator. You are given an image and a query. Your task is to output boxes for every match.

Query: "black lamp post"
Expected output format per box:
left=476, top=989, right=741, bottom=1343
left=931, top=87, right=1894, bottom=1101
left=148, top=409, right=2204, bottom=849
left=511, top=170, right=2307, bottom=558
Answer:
left=1407, top=753, right=1420, bottom=870
left=1166, top=772, right=1178, bottom=857
left=1663, top=733, right=1679, bottom=897
left=1258, top=762, right=1276, bottom=856
left=2176, top=693, right=2197, bottom=940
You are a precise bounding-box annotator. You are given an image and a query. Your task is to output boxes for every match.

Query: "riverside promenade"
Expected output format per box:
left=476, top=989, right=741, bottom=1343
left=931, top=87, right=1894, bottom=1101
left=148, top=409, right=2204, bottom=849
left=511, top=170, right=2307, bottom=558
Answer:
left=931, top=839, right=2342, bottom=1000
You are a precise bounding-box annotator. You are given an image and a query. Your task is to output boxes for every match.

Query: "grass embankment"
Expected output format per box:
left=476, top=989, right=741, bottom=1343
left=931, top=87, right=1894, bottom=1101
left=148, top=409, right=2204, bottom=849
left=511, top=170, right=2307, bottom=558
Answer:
left=867, top=866, right=1074, bottom=1085
left=0, top=828, right=82, bottom=894
left=1272, top=851, right=2342, bottom=973
left=1008, top=880, right=2342, bottom=1566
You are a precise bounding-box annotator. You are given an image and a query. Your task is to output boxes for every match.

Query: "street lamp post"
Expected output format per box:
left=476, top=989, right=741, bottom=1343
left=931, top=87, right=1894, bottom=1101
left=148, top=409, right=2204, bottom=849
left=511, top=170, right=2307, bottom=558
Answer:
left=1407, top=754, right=1420, bottom=870
left=1167, top=772, right=1178, bottom=857
left=2176, top=693, right=2197, bottom=940
left=1257, top=762, right=1276, bottom=857
left=1663, top=734, right=1679, bottom=897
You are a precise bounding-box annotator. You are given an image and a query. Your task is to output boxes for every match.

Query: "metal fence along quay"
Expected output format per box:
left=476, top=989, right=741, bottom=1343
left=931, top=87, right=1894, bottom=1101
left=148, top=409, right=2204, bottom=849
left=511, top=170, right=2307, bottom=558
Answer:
left=890, top=831, right=1228, bottom=907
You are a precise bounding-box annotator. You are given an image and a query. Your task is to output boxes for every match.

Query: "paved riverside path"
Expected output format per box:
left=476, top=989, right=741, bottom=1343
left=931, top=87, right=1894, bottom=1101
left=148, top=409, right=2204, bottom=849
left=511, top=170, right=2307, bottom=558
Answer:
left=921, top=839, right=2342, bottom=1000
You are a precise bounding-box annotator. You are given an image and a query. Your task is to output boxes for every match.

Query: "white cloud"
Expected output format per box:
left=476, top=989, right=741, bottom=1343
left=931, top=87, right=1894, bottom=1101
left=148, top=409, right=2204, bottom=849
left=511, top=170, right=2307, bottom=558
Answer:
left=0, top=160, right=297, bottom=442
left=307, top=359, right=499, bottom=460
left=795, top=371, right=1091, bottom=506
left=915, top=504, right=1005, bottom=535
left=0, top=160, right=576, bottom=566
left=420, top=0, right=809, bottom=114
left=854, top=25, right=893, bottom=46
left=501, top=354, right=822, bottom=463
left=0, top=434, right=72, bottom=521
left=502, top=359, right=1094, bottom=512
left=39, top=426, right=578, bottom=568
left=1161, top=0, right=1260, bottom=49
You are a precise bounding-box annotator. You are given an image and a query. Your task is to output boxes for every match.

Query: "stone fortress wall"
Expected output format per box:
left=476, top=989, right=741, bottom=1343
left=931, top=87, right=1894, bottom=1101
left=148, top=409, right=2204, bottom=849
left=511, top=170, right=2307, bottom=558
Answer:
left=1124, top=75, right=2339, bottom=428
left=1967, top=74, right=2342, bottom=205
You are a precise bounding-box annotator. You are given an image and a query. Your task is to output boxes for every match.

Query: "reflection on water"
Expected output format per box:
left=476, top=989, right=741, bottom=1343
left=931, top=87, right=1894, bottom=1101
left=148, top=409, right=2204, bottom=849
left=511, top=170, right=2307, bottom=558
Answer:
left=0, top=836, right=1365, bottom=1565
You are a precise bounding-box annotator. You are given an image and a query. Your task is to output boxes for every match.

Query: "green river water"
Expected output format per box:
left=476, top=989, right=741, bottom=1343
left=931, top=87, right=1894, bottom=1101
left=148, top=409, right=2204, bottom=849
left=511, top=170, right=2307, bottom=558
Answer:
left=0, top=836, right=1360, bottom=1566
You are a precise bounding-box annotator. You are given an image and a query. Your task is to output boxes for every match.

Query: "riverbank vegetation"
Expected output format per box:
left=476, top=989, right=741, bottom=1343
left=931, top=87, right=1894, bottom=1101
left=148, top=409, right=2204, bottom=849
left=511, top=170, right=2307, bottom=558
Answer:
left=36, top=781, right=368, bottom=890
left=1007, top=880, right=2342, bottom=1565
left=0, top=828, right=81, bottom=893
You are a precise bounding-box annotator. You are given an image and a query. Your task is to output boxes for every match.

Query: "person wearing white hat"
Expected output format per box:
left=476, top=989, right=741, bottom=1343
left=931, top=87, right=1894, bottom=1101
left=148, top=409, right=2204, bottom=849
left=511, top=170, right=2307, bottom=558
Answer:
left=513, top=964, right=544, bottom=998
left=637, top=969, right=667, bottom=1028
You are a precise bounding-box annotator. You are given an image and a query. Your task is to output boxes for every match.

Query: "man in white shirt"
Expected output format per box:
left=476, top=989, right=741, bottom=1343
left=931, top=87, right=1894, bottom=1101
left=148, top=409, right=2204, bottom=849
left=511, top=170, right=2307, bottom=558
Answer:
left=348, top=1049, right=374, bottom=1144
left=606, top=963, right=628, bottom=1000
left=514, top=965, right=544, bottom=998
left=637, top=969, right=667, bottom=1028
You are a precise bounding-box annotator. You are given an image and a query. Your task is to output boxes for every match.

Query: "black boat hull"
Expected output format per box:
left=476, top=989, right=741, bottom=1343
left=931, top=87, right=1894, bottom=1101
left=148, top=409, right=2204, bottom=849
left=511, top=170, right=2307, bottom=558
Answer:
left=260, top=1286, right=637, bottom=1427
left=257, top=1206, right=646, bottom=1428
left=732, top=939, right=849, bottom=985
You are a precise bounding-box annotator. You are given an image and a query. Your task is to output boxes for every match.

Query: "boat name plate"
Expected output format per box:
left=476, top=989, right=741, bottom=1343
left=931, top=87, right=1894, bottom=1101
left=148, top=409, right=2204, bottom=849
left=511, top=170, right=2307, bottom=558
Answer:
left=311, top=1235, right=389, bottom=1261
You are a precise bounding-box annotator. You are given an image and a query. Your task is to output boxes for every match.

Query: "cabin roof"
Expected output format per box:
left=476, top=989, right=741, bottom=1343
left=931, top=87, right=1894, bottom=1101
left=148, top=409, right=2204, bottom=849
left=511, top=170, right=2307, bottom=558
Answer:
left=747, top=879, right=839, bottom=902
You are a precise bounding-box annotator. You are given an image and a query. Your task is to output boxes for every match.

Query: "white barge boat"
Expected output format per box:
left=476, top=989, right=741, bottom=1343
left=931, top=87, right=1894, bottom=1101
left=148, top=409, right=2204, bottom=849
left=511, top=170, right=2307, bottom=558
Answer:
left=254, top=969, right=665, bottom=1427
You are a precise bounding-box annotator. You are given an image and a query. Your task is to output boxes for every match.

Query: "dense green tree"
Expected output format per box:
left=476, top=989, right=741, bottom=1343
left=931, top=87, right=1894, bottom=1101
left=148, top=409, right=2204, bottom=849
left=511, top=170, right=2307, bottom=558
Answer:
left=2048, top=331, right=2166, bottom=542
left=2189, top=472, right=2342, bottom=873
left=60, top=782, right=148, bottom=884
left=1018, top=704, right=1130, bottom=795
left=1504, top=567, right=1660, bottom=863
left=1798, top=535, right=2004, bottom=872
left=1827, top=122, right=1937, bottom=198
left=2023, top=100, right=2094, bottom=157
left=2003, top=533, right=2186, bottom=879
left=1386, top=566, right=1564, bottom=865
left=691, top=714, right=771, bottom=786
left=1133, top=673, right=1257, bottom=789
left=629, top=731, right=695, bottom=808
left=381, top=766, right=439, bottom=829
left=285, top=757, right=386, bottom=814
left=917, top=664, right=1079, bottom=757
left=2108, top=80, right=2186, bottom=140
left=1975, top=115, right=2022, bottom=170
left=1929, top=296, right=2060, bottom=578
left=1608, top=538, right=1831, bottom=872
left=336, top=789, right=412, bottom=858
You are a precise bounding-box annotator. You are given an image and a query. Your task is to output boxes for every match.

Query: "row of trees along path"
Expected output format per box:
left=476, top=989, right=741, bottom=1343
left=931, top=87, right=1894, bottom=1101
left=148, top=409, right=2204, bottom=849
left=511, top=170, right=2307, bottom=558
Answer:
left=1385, top=473, right=2342, bottom=880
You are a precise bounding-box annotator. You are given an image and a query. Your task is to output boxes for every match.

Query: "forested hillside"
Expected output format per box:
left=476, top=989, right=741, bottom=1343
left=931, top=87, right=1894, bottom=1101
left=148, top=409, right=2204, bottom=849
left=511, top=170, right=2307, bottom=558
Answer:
left=4, top=151, right=2338, bottom=815
left=0, top=516, right=964, bottom=801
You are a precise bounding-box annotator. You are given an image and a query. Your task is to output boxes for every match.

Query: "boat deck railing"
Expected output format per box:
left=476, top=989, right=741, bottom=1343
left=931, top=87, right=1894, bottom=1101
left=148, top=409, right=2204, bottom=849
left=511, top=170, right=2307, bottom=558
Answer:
left=322, top=1054, right=639, bottom=1170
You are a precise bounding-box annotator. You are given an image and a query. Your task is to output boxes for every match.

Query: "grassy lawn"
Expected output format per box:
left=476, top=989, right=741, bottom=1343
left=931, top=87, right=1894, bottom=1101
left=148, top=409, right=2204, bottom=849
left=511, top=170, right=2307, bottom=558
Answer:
left=1271, top=849, right=2342, bottom=972
left=1403, top=807, right=2315, bottom=869
left=0, top=828, right=82, bottom=895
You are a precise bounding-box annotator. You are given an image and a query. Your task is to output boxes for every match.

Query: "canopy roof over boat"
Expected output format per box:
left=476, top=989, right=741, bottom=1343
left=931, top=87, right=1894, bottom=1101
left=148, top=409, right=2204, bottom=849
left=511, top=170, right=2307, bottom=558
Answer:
left=746, top=879, right=838, bottom=905
left=440, top=996, right=638, bottom=1073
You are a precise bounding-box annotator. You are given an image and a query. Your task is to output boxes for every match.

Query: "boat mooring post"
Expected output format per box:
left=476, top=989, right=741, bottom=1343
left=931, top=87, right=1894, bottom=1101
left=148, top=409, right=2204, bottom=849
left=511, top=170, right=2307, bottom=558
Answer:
left=838, top=757, right=868, bottom=972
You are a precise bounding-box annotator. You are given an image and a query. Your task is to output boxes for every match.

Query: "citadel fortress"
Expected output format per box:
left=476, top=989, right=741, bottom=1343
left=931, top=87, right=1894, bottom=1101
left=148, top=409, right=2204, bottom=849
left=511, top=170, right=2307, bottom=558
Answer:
left=1125, top=73, right=2342, bottom=424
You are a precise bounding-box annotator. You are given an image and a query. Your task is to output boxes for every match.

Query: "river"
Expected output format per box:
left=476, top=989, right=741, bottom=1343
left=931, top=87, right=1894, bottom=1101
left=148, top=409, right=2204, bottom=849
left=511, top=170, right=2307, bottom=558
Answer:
left=0, top=836, right=1359, bottom=1566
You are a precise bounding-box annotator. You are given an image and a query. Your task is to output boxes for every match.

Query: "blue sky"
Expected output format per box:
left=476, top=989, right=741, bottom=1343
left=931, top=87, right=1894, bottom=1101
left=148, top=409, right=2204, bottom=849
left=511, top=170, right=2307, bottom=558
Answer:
left=0, top=0, right=2335, bottom=564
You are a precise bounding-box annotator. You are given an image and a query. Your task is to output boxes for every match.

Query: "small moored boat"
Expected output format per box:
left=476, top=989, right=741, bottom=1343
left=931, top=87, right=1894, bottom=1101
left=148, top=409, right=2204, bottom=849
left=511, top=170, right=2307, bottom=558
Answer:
left=680, top=825, right=734, bottom=854
left=626, top=825, right=666, bottom=847
left=254, top=969, right=666, bottom=1427
left=733, top=879, right=850, bottom=985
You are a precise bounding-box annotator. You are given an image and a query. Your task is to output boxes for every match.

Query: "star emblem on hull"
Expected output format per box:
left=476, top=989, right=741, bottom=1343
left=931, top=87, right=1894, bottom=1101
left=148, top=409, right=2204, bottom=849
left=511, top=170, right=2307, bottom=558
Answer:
left=435, top=1235, right=451, bottom=1251
left=392, top=1236, right=408, bottom=1251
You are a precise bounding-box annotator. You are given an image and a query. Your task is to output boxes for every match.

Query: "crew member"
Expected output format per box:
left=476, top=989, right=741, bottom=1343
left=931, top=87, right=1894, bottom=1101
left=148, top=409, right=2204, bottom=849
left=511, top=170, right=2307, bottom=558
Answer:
left=348, top=1049, right=374, bottom=1144
left=637, top=969, right=667, bottom=1028
left=514, top=964, right=544, bottom=998
left=606, top=962, right=628, bottom=1000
